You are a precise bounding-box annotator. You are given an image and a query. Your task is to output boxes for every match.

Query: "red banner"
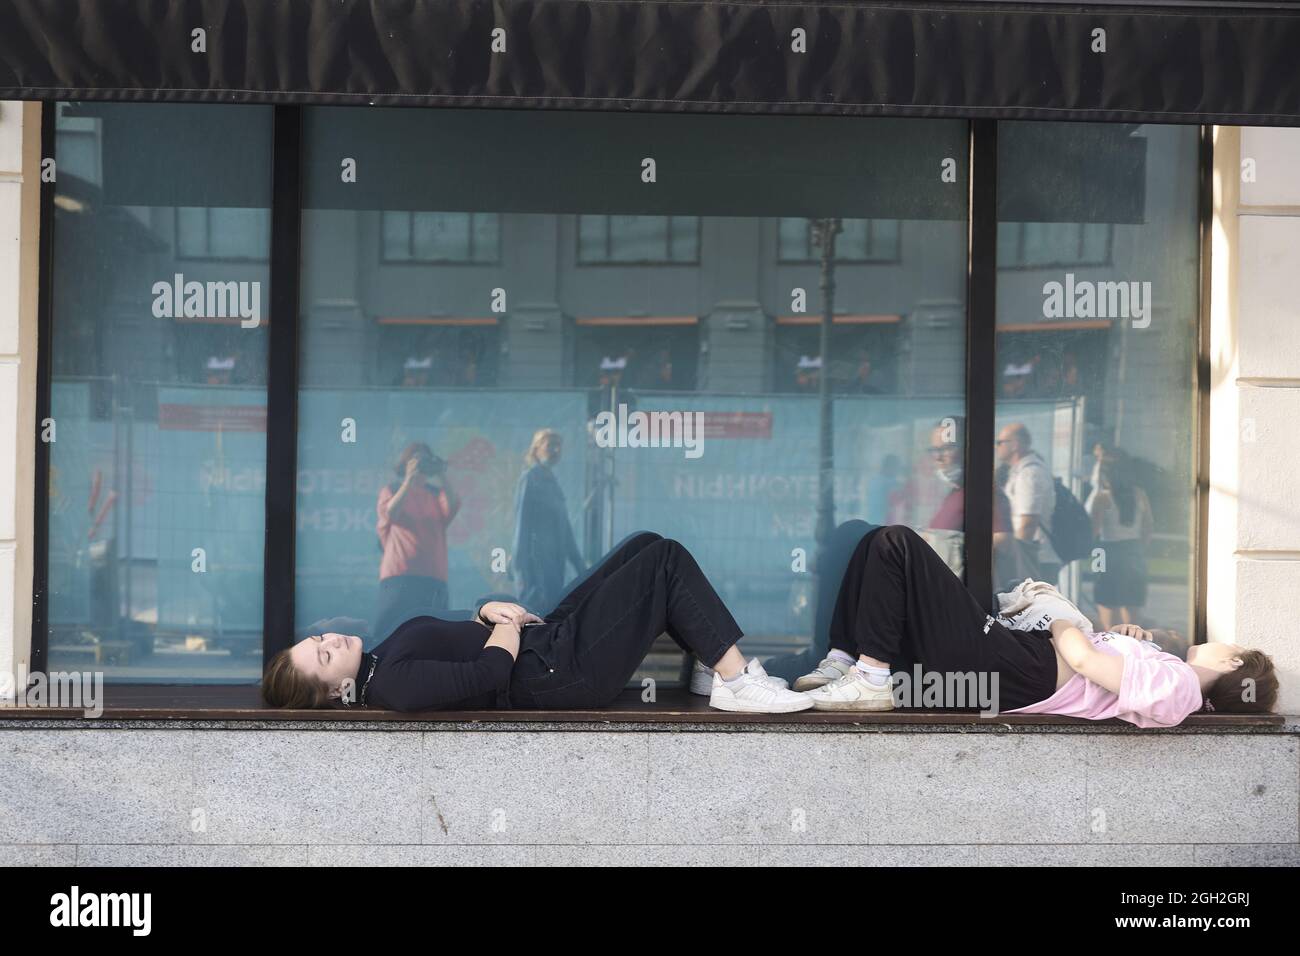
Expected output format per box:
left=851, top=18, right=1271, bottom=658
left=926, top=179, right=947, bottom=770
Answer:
left=158, top=404, right=268, bottom=432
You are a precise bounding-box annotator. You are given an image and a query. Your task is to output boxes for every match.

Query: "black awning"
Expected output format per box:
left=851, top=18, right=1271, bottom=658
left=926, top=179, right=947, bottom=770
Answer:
left=3, top=0, right=1300, bottom=125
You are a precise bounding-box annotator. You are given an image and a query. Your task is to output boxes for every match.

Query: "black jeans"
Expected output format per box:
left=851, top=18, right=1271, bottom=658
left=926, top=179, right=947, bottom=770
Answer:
left=508, top=532, right=742, bottom=708
left=828, top=524, right=1058, bottom=711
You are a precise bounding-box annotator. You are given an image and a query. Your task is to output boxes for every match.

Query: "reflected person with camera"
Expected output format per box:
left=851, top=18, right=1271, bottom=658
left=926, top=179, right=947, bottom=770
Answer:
left=374, top=442, right=461, bottom=641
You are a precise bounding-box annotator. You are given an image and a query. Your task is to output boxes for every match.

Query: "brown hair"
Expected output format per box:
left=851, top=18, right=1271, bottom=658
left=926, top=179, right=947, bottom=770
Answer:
left=262, top=647, right=332, bottom=709
left=394, top=441, right=435, bottom=478
left=1202, top=649, right=1278, bottom=714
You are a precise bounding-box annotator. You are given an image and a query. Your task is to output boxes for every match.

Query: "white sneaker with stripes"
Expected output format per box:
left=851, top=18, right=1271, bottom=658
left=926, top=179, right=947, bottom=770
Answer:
left=690, top=657, right=789, bottom=696
left=803, top=668, right=896, bottom=712
left=708, top=659, right=814, bottom=714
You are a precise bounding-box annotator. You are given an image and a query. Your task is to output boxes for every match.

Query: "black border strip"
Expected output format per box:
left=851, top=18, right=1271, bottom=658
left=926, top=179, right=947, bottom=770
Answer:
left=29, top=103, right=55, bottom=675
left=262, top=106, right=304, bottom=664
left=5, top=1, right=1300, bottom=127
left=964, top=119, right=997, bottom=612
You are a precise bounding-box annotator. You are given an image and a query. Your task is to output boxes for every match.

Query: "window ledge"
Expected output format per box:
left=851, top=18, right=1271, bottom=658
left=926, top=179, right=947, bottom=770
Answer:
left=0, top=687, right=1288, bottom=734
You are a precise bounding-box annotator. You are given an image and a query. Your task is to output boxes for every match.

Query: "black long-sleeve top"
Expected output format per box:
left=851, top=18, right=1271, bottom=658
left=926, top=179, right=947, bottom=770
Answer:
left=354, top=615, right=516, bottom=712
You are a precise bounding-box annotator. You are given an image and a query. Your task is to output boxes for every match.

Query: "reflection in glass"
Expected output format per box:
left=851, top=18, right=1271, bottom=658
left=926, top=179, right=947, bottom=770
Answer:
left=46, top=103, right=273, bottom=682
left=995, top=122, right=1199, bottom=658
left=295, top=108, right=969, bottom=686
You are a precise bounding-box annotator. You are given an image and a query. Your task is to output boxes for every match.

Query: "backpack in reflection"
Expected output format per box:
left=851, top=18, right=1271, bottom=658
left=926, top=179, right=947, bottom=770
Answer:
left=1046, top=477, right=1093, bottom=564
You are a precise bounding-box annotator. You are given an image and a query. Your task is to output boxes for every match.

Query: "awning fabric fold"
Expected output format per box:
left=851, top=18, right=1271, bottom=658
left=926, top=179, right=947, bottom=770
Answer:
left=2, top=0, right=1298, bottom=124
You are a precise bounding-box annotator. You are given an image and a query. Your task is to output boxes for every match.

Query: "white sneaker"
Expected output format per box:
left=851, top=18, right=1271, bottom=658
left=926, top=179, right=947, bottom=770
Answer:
left=803, top=668, right=895, bottom=712
left=792, top=655, right=855, bottom=692
left=708, top=659, right=814, bottom=714
left=689, top=657, right=789, bottom=696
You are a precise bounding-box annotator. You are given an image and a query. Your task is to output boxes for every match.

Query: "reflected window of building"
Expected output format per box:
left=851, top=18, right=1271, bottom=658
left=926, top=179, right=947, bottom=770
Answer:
left=773, top=319, right=901, bottom=395
left=574, top=318, right=699, bottom=392
left=777, top=217, right=901, bottom=263
left=577, top=215, right=700, bottom=264
left=997, top=220, right=1113, bottom=269
left=177, top=207, right=272, bottom=260
left=380, top=211, right=500, bottom=263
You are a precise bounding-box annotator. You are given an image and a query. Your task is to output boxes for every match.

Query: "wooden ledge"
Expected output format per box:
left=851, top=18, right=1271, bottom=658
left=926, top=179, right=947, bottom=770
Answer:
left=0, top=685, right=1285, bottom=728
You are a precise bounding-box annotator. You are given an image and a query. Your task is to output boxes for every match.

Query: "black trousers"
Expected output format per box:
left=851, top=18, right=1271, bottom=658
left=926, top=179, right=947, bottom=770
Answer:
left=828, top=525, right=1058, bottom=711
left=508, top=532, right=742, bottom=708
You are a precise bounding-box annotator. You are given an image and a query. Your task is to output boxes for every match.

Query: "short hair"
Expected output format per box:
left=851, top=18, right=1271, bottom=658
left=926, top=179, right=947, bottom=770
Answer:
left=1202, top=649, right=1278, bottom=714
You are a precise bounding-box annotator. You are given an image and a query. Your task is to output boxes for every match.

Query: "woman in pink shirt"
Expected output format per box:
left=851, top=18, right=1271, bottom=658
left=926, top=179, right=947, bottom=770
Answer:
left=374, top=442, right=461, bottom=641
left=795, top=525, right=1278, bottom=726
left=1004, top=621, right=1276, bottom=727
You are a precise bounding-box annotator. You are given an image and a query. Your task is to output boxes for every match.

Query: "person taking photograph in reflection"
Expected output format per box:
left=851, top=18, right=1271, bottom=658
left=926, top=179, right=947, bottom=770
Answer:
left=374, top=441, right=461, bottom=640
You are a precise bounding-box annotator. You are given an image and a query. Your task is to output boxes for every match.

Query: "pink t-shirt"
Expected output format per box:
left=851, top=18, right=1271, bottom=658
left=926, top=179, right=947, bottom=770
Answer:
left=1005, top=631, right=1203, bottom=728
left=377, top=482, right=458, bottom=582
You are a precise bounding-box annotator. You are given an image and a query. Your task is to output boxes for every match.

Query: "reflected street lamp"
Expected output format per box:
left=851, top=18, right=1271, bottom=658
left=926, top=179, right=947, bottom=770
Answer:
left=810, top=217, right=842, bottom=565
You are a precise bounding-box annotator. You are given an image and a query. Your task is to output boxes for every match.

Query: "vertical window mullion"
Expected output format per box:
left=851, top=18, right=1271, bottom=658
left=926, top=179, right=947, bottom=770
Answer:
left=31, top=103, right=57, bottom=675
left=964, top=119, right=998, bottom=611
left=1193, top=124, right=1214, bottom=648
left=262, top=105, right=304, bottom=662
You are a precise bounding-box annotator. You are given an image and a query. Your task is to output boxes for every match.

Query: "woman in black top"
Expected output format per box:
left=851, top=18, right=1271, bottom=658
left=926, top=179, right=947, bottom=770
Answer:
left=263, top=532, right=813, bottom=714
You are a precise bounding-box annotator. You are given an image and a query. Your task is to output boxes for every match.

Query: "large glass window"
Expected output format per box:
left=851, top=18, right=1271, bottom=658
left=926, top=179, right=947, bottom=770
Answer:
left=36, top=104, right=1211, bottom=697
left=46, top=103, right=274, bottom=682
left=995, top=122, right=1200, bottom=656
left=294, top=108, right=968, bottom=685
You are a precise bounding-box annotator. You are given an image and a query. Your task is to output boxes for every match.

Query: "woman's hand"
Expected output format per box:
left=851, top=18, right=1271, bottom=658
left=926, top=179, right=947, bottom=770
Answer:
left=1112, top=623, right=1154, bottom=643
left=477, top=601, right=543, bottom=627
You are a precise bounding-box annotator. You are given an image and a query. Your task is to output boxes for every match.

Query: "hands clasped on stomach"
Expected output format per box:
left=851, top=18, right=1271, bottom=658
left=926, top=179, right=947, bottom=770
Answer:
left=477, top=602, right=544, bottom=660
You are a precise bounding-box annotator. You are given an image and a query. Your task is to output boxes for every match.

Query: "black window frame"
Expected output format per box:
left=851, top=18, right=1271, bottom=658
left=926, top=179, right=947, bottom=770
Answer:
left=378, top=210, right=503, bottom=265
left=575, top=214, right=702, bottom=266
left=28, top=107, right=1215, bottom=703
left=996, top=219, right=1115, bottom=271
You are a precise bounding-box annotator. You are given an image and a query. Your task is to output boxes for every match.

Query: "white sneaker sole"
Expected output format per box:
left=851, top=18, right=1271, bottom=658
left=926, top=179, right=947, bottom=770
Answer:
left=709, top=693, right=815, bottom=714
left=808, top=694, right=895, bottom=712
